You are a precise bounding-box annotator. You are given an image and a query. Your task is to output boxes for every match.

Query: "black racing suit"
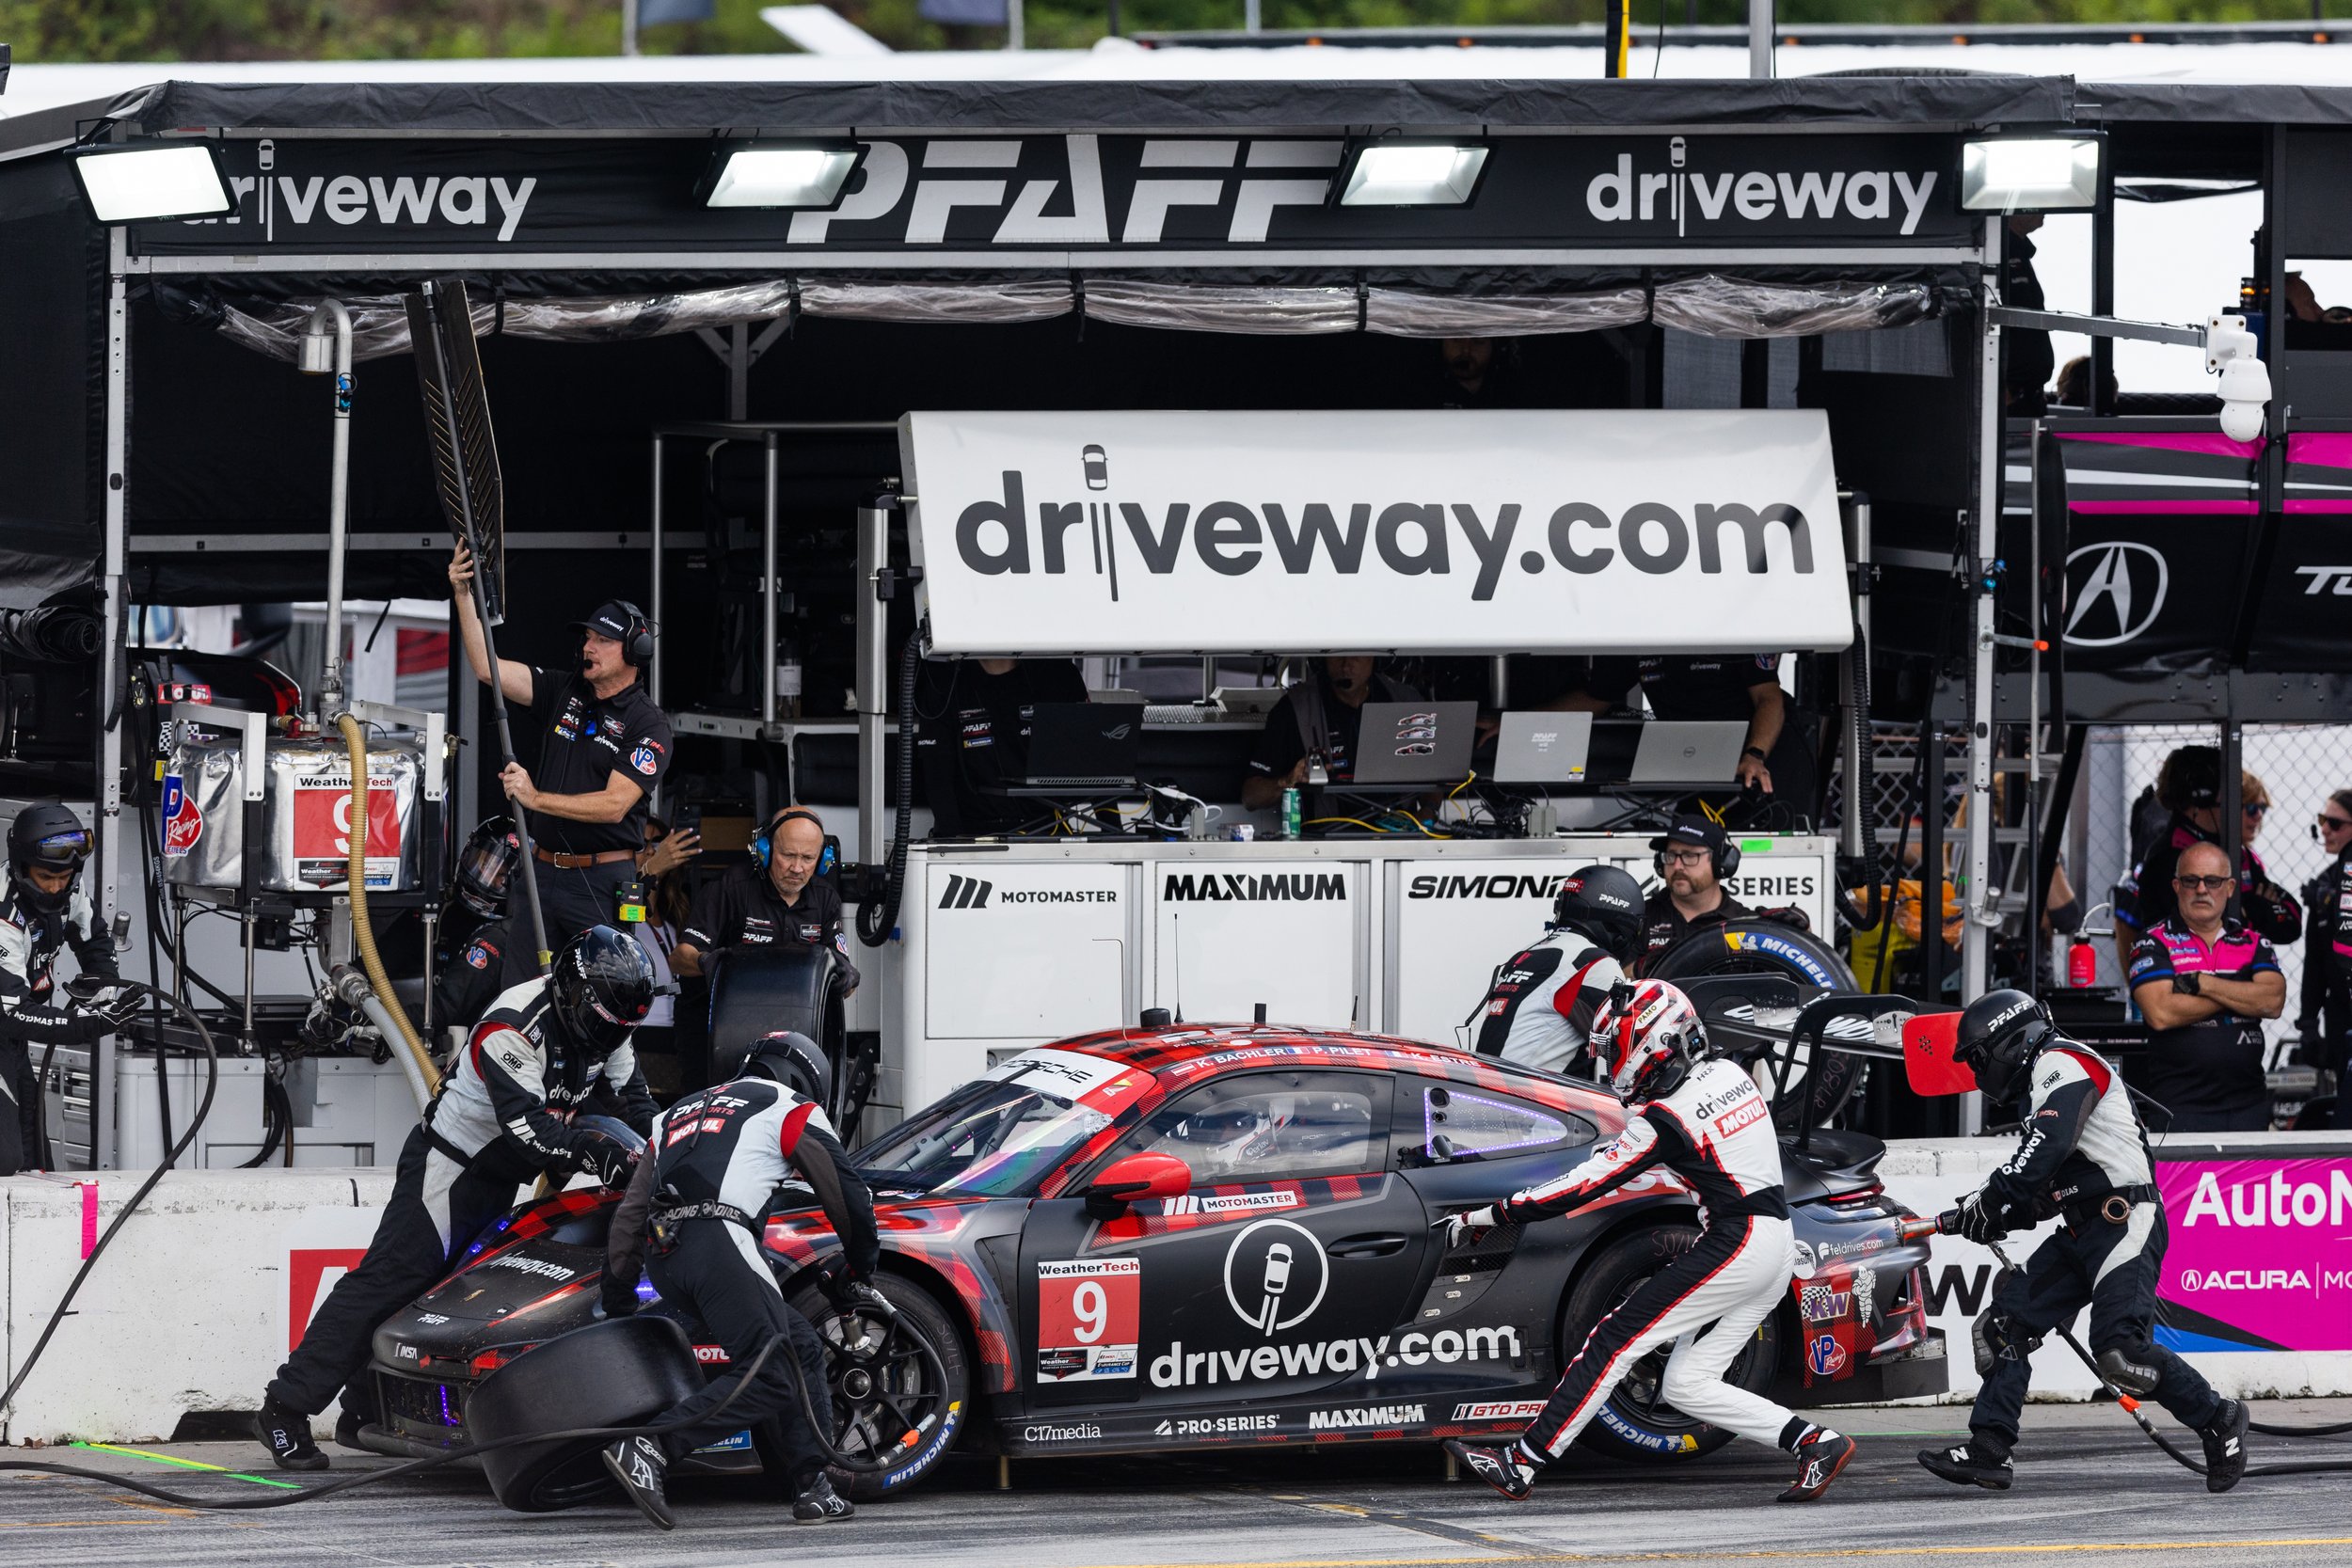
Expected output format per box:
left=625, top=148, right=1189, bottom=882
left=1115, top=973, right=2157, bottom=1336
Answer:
left=0, top=878, right=117, bottom=1174
left=266, top=975, right=656, bottom=1423
left=1631, top=889, right=1756, bottom=972
left=2299, top=847, right=2352, bottom=1122
left=604, top=1078, right=879, bottom=1495
left=432, top=914, right=538, bottom=1031
left=1962, top=1040, right=2222, bottom=1451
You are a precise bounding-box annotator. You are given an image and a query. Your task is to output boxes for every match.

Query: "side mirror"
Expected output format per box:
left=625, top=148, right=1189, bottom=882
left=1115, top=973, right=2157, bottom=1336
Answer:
left=1082, top=1151, right=1190, bottom=1214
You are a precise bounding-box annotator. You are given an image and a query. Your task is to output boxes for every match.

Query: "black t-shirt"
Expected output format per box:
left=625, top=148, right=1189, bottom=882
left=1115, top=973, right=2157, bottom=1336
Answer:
left=1634, top=888, right=1756, bottom=965
left=913, top=660, right=1089, bottom=836
left=682, top=862, right=854, bottom=973
left=518, top=668, right=673, bottom=853
left=1590, top=655, right=1779, bottom=722
left=435, top=913, right=539, bottom=1028
left=1248, top=673, right=1421, bottom=787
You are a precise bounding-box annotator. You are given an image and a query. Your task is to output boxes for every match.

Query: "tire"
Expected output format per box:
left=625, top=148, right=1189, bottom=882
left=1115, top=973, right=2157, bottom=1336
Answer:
left=784, top=1270, right=970, bottom=1501
left=468, top=1315, right=705, bottom=1513
left=1645, top=918, right=1865, bottom=1129
left=1558, top=1226, right=1779, bottom=1465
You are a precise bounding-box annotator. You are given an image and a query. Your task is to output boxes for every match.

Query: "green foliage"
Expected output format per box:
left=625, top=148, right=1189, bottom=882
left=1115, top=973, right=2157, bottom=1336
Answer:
left=0, top=0, right=2333, bottom=62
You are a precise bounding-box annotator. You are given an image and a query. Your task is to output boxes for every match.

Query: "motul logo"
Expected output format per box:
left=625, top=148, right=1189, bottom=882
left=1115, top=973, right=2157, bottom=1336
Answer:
left=939, top=875, right=993, bottom=910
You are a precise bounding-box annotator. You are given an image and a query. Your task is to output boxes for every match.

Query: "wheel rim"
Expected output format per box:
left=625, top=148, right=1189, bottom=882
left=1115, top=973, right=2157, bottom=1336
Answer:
left=818, top=1308, right=949, bottom=1465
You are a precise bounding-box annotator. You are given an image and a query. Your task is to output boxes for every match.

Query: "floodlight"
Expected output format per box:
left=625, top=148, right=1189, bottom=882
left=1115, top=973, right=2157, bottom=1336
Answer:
left=1960, top=135, right=2102, bottom=214
left=66, top=141, right=233, bottom=225
left=2207, top=313, right=2271, bottom=444
left=1334, top=141, right=1489, bottom=208
left=700, top=141, right=865, bottom=210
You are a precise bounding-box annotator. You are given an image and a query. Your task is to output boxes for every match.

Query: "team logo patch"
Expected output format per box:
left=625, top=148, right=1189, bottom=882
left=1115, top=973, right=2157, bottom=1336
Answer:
left=630, top=744, right=660, bottom=775
left=1806, top=1334, right=1849, bottom=1377
left=1799, top=1285, right=1851, bottom=1323
left=465, top=942, right=491, bottom=970
left=161, top=774, right=202, bottom=858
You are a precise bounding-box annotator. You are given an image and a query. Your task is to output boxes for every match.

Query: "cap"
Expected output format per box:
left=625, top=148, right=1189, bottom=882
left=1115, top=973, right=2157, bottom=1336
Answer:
left=572, top=602, right=639, bottom=642
left=1648, top=815, right=1727, bottom=857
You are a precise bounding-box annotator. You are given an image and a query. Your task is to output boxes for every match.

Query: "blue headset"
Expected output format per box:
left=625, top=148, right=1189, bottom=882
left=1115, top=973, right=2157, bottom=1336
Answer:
left=755, top=808, right=836, bottom=877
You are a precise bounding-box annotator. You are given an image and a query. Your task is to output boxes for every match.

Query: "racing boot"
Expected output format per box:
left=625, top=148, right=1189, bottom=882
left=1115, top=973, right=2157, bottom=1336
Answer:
left=2198, top=1399, right=2249, bottom=1494
left=1916, top=1433, right=2013, bottom=1491
left=1780, top=1426, right=1857, bottom=1502
left=792, top=1472, right=855, bottom=1524
left=1444, top=1438, right=1537, bottom=1502
left=601, top=1434, right=676, bottom=1530
left=253, top=1398, right=328, bottom=1472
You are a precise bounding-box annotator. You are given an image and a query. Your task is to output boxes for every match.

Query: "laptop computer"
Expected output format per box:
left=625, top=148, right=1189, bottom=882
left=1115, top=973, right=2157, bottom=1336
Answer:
left=1008, top=703, right=1143, bottom=791
left=1627, top=721, right=1750, bottom=786
left=1492, top=711, right=1594, bottom=784
left=1346, top=701, right=1478, bottom=787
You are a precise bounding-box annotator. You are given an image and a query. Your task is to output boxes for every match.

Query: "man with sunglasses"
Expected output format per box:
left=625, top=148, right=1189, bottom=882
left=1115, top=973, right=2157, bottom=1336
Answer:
left=2297, top=790, right=2352, bottom=1125
left=0, top=803, right=119, bottom=1173
left=2128, top=841, right=2286, bottom=1132
left=2111, top=747, right=2299, bottom=974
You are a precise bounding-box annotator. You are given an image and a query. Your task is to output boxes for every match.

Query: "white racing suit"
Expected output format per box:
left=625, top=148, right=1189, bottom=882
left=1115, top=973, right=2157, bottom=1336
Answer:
left=1470, top=928, right=1624, bottom=1078
left=0, top=880, right=116, bottom=1173
left=1502, top=1056, right=1807, bottom=1459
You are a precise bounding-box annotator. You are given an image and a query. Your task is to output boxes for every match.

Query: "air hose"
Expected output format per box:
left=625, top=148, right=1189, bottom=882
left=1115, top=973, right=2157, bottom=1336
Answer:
left=855, top=631, right=920, bottom=949
left=337, top=712, right=439, bottom=1101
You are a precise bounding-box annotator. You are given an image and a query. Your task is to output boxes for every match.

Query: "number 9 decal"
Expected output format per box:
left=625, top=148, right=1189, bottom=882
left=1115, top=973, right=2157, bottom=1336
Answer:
left=1036, top=1259, right=1140, bottom=1383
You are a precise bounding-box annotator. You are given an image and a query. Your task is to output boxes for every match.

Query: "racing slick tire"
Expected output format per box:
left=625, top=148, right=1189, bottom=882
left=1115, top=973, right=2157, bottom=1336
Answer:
left=1645, top=918, right=1864, bottom=1130
left=469, top=1315, right=705, bottom=1513
left=785, top=1270, right=970, bottom=1501
left=1560, top=1226, right=1779, bottom=1465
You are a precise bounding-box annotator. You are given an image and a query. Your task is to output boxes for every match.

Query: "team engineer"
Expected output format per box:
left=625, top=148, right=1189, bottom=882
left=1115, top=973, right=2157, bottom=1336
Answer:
left=1585, top=655, right=1810, bottom=805
left=1243, top=657, right=1421, bottom=811
left=1634, top=817, right=1756, bottom=967
left=450, top=543, right=675, bottom=947
left=673, top=807, right=859, bottom=994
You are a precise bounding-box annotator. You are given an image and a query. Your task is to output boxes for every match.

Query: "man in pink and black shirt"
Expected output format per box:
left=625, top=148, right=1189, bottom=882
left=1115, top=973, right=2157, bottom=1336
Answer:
left=2128, top=841, right=2286, bottom=1132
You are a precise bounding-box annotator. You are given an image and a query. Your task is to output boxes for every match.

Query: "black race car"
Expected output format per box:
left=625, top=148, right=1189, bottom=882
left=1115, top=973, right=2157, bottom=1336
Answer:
left=356, top=1022, right=1944, bottom=1497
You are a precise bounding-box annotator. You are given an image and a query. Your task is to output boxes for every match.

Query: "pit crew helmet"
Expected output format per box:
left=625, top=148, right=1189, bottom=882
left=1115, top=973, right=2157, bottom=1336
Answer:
left=7, top=801, right=91, bottom=916
left=732, top=1029, right=834, bottom=1109
left=548, top=925, right=656, bottom=1059
left=1551, top=864, right=1644, bottom=963
left=1592, top=978, right=1707, bottom=1103
left=453, top=815, right=523, bottom=919
left=1953, top=988, right=2055, bottom=1105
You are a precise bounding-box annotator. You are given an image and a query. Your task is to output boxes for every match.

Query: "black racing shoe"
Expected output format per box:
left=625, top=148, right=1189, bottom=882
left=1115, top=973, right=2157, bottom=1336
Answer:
left=1917, top=1437, right=2013, bottom=1491
left=2199, top=1400, right=2249, bottom=1494
left=601, top=1435, right=675, bottom=1530
left=1445, top=1438, right=1536, bottom=1502
left=254, top=1400, right=328, bottom=1472
left=792, top=1473, right=855, bottom=1524
left=1781, top=1432, right=1857, bottom=1502
left=334, top=1409, right=368, bottom=1450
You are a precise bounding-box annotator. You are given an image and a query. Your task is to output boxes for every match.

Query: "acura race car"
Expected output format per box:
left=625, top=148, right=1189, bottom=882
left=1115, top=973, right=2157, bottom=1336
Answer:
left=357, top=1022, right=1945, bottom=1497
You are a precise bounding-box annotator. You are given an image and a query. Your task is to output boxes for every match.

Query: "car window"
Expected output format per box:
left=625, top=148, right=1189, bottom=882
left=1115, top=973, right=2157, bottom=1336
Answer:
left=1396, top=1078, right=1595, bottom=1167
left=1110, top=1071, right=1389, bottom=1185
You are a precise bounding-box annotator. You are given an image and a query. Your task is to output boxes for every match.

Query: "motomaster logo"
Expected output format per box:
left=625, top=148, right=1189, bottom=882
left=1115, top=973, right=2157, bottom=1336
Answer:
left=939, top=875, right=993, bottom=910
left=1165, top=872, right=1348, bottom=903
left=957, top=467, right=1817, bottom=604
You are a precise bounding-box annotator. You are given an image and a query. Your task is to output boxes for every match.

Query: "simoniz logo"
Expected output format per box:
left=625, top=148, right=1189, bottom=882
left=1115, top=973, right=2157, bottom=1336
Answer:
left=1165, top=872, right=1348, bottom=903
left=957, top=461, right=1816, bottom=604
left=1406, top=874, right=1566, bottom=900
left=939, top=875, right=993, bottom=910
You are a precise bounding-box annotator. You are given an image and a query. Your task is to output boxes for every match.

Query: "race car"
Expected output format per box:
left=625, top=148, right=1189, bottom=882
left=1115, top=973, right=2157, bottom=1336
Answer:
left=355, top=1022, right=1945, bottom=1497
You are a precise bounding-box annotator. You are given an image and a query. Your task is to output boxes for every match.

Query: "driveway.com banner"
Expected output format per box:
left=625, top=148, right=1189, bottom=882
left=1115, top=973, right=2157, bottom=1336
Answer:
left=2158, top=1157, right=2352, bottom=1354
left=901, top=409, right=1853, bottom=657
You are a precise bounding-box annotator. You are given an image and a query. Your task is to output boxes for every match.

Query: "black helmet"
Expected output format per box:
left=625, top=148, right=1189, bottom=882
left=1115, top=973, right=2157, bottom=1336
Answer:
left=454, top=816, right=523, bottom=919
left=730, top=1030, right=834, bottom=1108
left=8, top=801, right=91, bottom=916
left=1552, top=864, right=1644, bottom=962
left=549, top=925, right=656, bottom=1057
left=1953, top=989, right=2054, bottom=1104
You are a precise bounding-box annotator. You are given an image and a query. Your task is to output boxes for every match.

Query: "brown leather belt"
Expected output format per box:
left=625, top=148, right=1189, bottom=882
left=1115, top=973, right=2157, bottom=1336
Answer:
left=532, top=847, right=637, bottom=869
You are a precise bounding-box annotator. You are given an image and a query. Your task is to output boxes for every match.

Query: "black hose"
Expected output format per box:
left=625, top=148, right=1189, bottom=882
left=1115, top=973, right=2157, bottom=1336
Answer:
left=856, top=630, right=920, bottom=949
left=239, top=1073, right=291, bottom=1169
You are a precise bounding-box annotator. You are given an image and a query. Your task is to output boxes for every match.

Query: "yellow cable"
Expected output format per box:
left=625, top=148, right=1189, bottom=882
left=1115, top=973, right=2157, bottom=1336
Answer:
left=1444, top=770, right=1476, bottom=802
left=1393, top=811, right=1445, bottom=840
left=337, top=713, right=440, bottom=1096
left=1304, top=815, right=1394, bottom=834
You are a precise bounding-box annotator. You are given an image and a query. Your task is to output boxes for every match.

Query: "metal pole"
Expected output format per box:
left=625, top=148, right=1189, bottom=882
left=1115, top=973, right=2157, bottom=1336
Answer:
left=622, top=0, right=641, bottom=55
left=1922, top=729, right=1947, bottom=1009
left=1011, top=0, right=1028, bottom=46
left=1963, top=220, right=2002, bottom=1005
left=762, top=434, right=780, bottom=726
left=314, top=300, right=354, bottom=719
left=1748, top=0, right=1772, bottom=78
left=649, top=434, right=665, bottom=712
left=1242, top=0, right=1258, bottom=29
left=856, top=501, right=890, bottom=868
left=96, top=239, right=130, bottom=1171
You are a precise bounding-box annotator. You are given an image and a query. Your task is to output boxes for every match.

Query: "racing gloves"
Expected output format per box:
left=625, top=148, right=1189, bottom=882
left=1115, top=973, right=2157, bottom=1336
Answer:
left=1439, top=1206, right=1502, bottom=1249
left=1955, top=1191, right=2007, bottom=1244
left=579, top=1141, right=639, bottom=1192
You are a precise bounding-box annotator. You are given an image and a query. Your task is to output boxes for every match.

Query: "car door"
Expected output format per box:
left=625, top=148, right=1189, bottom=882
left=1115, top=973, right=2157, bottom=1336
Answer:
left=1017, top=1068, right=1430, bottom=1418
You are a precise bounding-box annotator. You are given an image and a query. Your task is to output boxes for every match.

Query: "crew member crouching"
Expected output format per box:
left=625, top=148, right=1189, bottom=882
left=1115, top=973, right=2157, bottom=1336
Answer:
left=0, top=804, right=118, bottom=1174
left=253, top=927, right=659, bottom=1470
left=1470, top=864, right=1643, bottom=1077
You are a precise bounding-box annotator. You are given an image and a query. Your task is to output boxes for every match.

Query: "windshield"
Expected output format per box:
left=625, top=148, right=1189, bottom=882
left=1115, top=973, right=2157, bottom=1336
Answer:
left=855, top=1049, right=1136, bottom=1197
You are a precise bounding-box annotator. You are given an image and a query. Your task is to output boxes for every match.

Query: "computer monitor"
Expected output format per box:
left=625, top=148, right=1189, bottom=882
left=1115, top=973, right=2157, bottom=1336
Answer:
left=1346, top=701, right=1478, bottom=786
left=1627, top=721, right=1749, bottom=787
left=1492, top=710, right=1594, bottom=784
left=1009, top=704, right=1143, bottom=791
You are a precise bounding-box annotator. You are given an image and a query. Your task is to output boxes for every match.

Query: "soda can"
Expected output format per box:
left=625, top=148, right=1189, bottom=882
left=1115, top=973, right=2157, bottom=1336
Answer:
left=1281, top=787, right=1302, bottom=841
left=1228, top=824, right=1256, bottom=842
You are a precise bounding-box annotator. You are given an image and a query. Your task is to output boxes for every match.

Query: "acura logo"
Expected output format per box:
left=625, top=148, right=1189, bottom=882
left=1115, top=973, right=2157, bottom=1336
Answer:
left=2064, top=541, right=2169, bottom=648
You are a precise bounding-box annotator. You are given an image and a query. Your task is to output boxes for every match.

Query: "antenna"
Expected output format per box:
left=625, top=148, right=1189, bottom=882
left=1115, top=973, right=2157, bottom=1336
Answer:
left=1254, top=1002, right=1267, bottom=1024
left=1170, top=911, right=1183, bottom=1024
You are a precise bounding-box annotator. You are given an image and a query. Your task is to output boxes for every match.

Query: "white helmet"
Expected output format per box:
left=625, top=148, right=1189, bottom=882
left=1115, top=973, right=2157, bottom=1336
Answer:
left=1591, top=979, right=1707, bottom=1102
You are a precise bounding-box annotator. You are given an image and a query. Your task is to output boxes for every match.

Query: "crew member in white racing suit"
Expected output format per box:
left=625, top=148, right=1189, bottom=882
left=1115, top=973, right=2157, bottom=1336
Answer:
left=600, top=1031, right=884, bottom=1530
left=1470, top=865, right=1643, bottom=1077
left=0, top=804, right=117, bottom=1174
left=1917, top=989, right=2249, bottom=1493
left=253, top=926, right=658, bottom=1470
left=1444, top=980, right=1856, bottom=1504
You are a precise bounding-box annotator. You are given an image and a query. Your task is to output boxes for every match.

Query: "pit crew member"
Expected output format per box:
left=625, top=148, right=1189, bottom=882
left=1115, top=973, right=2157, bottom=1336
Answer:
left=254, top=926, right=658, bottom=1470
left=1242, top=657, right=1422, bottom=811
left=1633, top=816, right=1757, bottom=966
left=1443, top=980, right=1855, bottom=1505
left=599, top=1032, right=882, bottom=1530
left=1915, top=990, right=2248, bottom=1494
left=2126, top=840, right=2285, bottom=1132
left=673, top=806, right=857, bottom=993
left=1469, top=864, right=1643, bottom=1076
left=0, top=804, right=118, bottom=1174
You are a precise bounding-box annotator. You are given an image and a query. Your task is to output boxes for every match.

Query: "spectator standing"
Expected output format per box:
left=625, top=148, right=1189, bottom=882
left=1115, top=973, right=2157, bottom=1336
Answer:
left=2128, top=841, right=2286, bottom=1132
left=2298, top=789, right=2352, bottom=1125
left=2113, top=749, right=2299, bottom=973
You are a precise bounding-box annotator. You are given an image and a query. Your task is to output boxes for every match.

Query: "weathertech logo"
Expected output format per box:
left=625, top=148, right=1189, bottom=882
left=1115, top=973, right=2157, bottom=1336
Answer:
left=939, top=875, right=993, bottom=910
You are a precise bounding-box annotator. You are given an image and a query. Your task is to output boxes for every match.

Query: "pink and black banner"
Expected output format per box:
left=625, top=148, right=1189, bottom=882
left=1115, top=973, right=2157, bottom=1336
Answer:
left=2156, top=1157, right=2352, bottom=1354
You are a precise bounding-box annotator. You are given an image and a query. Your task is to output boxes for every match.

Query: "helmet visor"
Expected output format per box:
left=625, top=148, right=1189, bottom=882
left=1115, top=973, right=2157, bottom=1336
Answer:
left=24, top=826, right=89, bottom=873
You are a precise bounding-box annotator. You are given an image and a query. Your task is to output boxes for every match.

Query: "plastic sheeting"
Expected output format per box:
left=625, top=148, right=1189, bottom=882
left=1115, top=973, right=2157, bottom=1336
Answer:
left=216, top=279, right=802, bottom=363
left=1366, top=286, right=1648, bottom=339
left=798, top=279, right=1073, bottom=325
left=1084, top=279, right=1359, bottom=334
left=1650, top=276, right=1938, bottom=340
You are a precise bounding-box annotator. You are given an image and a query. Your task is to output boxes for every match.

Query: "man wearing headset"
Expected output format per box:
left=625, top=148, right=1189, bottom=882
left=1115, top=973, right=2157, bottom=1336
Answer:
left=451, top=544, right=675, bottom=948
left=1633, top=816, right=1758, bottom=968
left=673, top=806, right=859, bottom=996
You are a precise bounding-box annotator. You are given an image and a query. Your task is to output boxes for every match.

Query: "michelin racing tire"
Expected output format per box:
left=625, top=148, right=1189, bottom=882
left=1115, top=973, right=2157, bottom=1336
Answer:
left=785, top=1270, right=969, bottom=1501
left=469, top=1315, right=706, bottom=1513
left=1560, top=1226, right=1778, bottom=1465
left=1645, top=918, right=1865, bottom=1130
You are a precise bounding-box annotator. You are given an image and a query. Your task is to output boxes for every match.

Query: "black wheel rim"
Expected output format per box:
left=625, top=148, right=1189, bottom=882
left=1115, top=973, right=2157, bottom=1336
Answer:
left=818, top=1309, right=947, bottom=1465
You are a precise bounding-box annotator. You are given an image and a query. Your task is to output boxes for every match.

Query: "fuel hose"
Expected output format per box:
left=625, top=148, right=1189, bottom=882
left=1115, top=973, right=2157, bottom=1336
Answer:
left=337, top=712, right=439, bottom=1102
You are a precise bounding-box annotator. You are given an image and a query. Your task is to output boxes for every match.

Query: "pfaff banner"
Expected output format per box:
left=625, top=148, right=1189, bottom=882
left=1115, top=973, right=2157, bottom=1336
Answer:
left=130, top=133, right=1970, bottom=257
left=2158, top=1157, right=2352, bottom=1354
left=902, top=409, right=1853, bottom=656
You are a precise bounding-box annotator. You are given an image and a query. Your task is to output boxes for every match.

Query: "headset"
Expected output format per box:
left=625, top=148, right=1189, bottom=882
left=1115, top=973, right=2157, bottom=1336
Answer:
left=755, top=807, right=837, bottom=878
left=1655, top=833, right=1740, bottom=882
left=609, top=600, right=658, bottom=669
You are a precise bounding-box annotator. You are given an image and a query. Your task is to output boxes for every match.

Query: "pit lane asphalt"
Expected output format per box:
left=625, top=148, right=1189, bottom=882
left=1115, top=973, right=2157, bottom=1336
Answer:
left=8, top=1400, right=2352, bottom=1568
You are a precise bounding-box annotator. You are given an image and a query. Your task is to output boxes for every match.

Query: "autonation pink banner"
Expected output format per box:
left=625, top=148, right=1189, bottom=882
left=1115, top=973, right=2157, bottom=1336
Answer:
left=2157, top=1158, right=2352, bottom=1353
